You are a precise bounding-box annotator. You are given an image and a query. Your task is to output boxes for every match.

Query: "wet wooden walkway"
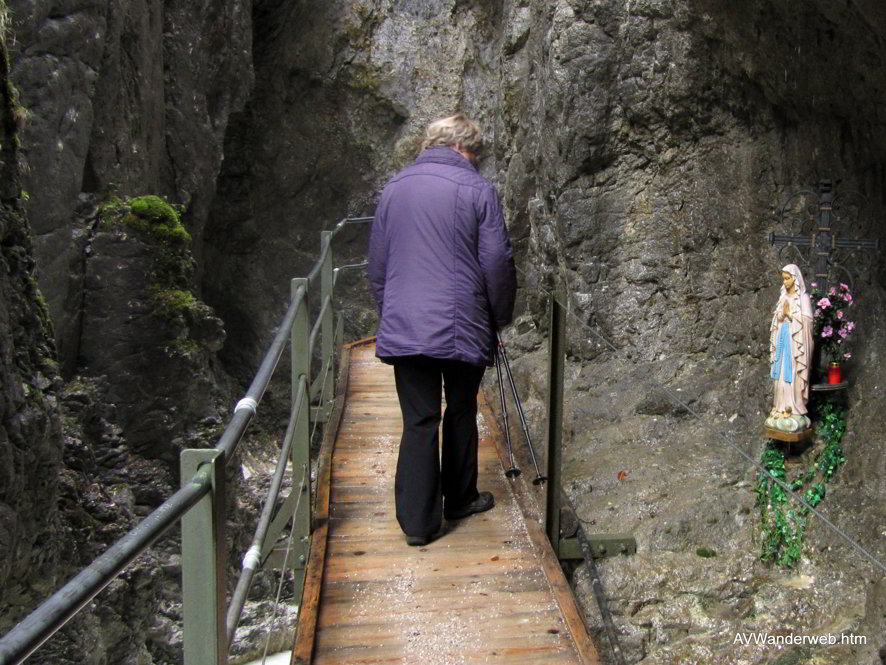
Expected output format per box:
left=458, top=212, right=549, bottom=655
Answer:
left=292, top=341, right=600, bottom=665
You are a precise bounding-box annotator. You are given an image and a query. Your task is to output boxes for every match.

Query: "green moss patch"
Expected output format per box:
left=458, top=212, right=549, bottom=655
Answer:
left=98, top=194, right=195, bottom=290
left=98, top=194, right=190, bottom=245
left=125, top=195, right=191, bottom=245
left=151, top=288, right=212, bottom=322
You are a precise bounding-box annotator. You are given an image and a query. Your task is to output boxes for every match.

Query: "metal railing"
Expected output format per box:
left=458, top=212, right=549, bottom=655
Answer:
left=0, top=216, right=373, bottom=665
left=489, top=290, right=630, bottom=664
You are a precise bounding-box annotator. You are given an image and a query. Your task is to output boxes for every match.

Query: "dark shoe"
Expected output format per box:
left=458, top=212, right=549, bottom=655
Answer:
left=405, top=525, right=443, bottom=547
left=444, top=491, right=495, bottom=520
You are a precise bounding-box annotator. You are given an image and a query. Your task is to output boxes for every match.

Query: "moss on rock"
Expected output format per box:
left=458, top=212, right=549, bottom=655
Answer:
left=97, top=194, right=195, bottom=291
left=98, top=194, right=190, bottom=245
left=150, top=287, right=213, bottom=324
left=126, top=195, right=190, bottom=245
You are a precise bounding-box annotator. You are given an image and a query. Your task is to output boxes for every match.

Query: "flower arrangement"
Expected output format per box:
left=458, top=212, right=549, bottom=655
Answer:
left=811, top=282, right=856, bottom=362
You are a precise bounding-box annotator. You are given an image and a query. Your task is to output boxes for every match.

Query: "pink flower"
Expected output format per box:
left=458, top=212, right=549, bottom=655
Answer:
left=840, top=283, right=849, bottom=290
left=838, top=327, right=849, bottom=338
left=837, top=310, right=844, bottom=319
left=822, top=326, right=834, bottom=338
left=815, top=309, right=822, bottom=317
left=811, top=282, right=818, bottom=288
left=846, top=321, right=856, bottom=332
left=818, top=297, right=831, bottom=308
left=843, top=293, right=853, bottom=303
left=829, top=287, right=837, bottom=296
left=844, top=353, right=852, bottom=359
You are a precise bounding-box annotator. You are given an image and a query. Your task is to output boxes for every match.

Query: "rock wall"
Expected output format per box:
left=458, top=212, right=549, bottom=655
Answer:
left=7, top=0, right=253, bottom=368
left=0, top=3, right=63, bottom=610
left=2, top=1, right=254, bottom=662
left=75, top=195, right=228, bottom=461
left=499, top=2, right=886, bottom=663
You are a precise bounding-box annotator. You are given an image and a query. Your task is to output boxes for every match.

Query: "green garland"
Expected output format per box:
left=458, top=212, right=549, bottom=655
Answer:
left=756, top=401, right=847, bottom=567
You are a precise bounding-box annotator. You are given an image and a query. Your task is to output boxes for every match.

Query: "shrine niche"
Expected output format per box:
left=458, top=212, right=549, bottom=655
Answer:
left=764, top=179, right=880, bottom=442
left=769, top=179, right=879, bottom=386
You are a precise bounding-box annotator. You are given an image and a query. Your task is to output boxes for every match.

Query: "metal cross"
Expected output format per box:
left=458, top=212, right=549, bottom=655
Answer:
left=769, top=179, right=880, bottom=294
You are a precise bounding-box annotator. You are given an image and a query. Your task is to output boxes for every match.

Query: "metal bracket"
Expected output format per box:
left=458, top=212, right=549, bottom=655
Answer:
left=264, top=541, right=309, bottom=571
left=310, top=405, right=330, bottom=423
left=558, top=533, right=637, bottom=560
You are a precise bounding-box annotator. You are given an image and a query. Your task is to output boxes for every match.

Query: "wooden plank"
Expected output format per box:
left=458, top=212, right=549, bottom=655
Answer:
left=318, top=584, right=556, bottom=616
left=291, top=344, right=352, bottom=665
left=479, top=396, right=602, bottom=665
left=297, top=343, right=597, bottom=664
left=322, top=549, right=538, bottom=583
left=313, top=615, right=574, bottom=648
left=312, top=641, right=579, bottom=665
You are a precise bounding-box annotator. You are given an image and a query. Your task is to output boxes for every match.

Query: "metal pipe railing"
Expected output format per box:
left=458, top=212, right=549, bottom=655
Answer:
left=308, top=293, right=332, bottom=359
left=220, top=283, right=307, bottom=459
left=226, top=375, right=308, bottom=644
left=0, top=468, right=213, bottom=664
left=0, top=215, right=374, bottom=665
left=331, top=215, right=373, bottom=236
left=306, top=235, right=331, bottom=288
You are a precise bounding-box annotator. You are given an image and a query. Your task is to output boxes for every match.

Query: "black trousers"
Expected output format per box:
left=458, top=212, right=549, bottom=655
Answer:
left=392, top=355, right=486, bottom=538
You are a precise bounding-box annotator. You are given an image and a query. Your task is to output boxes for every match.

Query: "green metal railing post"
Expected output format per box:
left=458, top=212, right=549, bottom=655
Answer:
left=544, top=292, right=637, bottom=563
left=290, top=278, right=312, bottom=604
left=319, top=230, right=334, bottom=422
left=181, top=449, right=227, bottom=665
left=293, top=279, right=309, bottom=409
left=545, top=293, right=566, bottom=555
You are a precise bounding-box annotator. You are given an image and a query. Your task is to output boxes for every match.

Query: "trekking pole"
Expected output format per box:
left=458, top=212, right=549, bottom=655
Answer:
left=497, top=333, right=547, bottom=485
left=494, top=346, right=520, bottom=478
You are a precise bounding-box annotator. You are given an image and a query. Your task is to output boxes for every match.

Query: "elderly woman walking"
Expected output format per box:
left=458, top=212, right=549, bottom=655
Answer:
left=368, top=113, right=517, bottom=546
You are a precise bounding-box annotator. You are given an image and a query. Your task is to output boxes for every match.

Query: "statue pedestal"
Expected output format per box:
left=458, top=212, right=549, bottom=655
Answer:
left=763, top=426, right=815, bottom=443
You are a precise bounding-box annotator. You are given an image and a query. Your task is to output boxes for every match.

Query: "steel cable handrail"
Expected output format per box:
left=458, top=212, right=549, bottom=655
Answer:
left=0, top=216, right=374, bottom=665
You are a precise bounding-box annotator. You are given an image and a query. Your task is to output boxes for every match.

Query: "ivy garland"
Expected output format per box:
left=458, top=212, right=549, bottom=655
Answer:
left=756, top=400, right=847, bottom=567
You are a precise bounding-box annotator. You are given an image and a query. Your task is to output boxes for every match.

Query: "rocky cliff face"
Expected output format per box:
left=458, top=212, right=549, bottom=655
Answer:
left=0, top=4, right=63, bottom=612
left=4, top=0, right=886, bottom=663
left=8, top=0, right=252, bottom=368
left=2, top=1, right=253, bottom=662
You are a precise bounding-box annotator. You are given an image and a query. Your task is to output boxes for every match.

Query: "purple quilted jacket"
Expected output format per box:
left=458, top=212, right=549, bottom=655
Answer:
left=368, top=146, right=517, bottom=367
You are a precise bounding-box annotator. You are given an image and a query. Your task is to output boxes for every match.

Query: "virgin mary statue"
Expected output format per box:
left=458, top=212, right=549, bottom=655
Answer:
left=769, top=264, right=814, bottom=422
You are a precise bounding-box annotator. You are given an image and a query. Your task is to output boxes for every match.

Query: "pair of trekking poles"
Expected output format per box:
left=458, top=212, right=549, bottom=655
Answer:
left=493, top=332, right=546, bottom=485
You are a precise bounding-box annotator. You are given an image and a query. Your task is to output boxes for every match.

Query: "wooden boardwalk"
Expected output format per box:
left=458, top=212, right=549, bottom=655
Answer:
left=292, top=342, right=600, bottom=665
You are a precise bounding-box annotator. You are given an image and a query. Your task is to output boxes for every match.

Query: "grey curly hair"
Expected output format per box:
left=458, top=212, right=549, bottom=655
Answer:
left=421, top=112, right=485, bottom=154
